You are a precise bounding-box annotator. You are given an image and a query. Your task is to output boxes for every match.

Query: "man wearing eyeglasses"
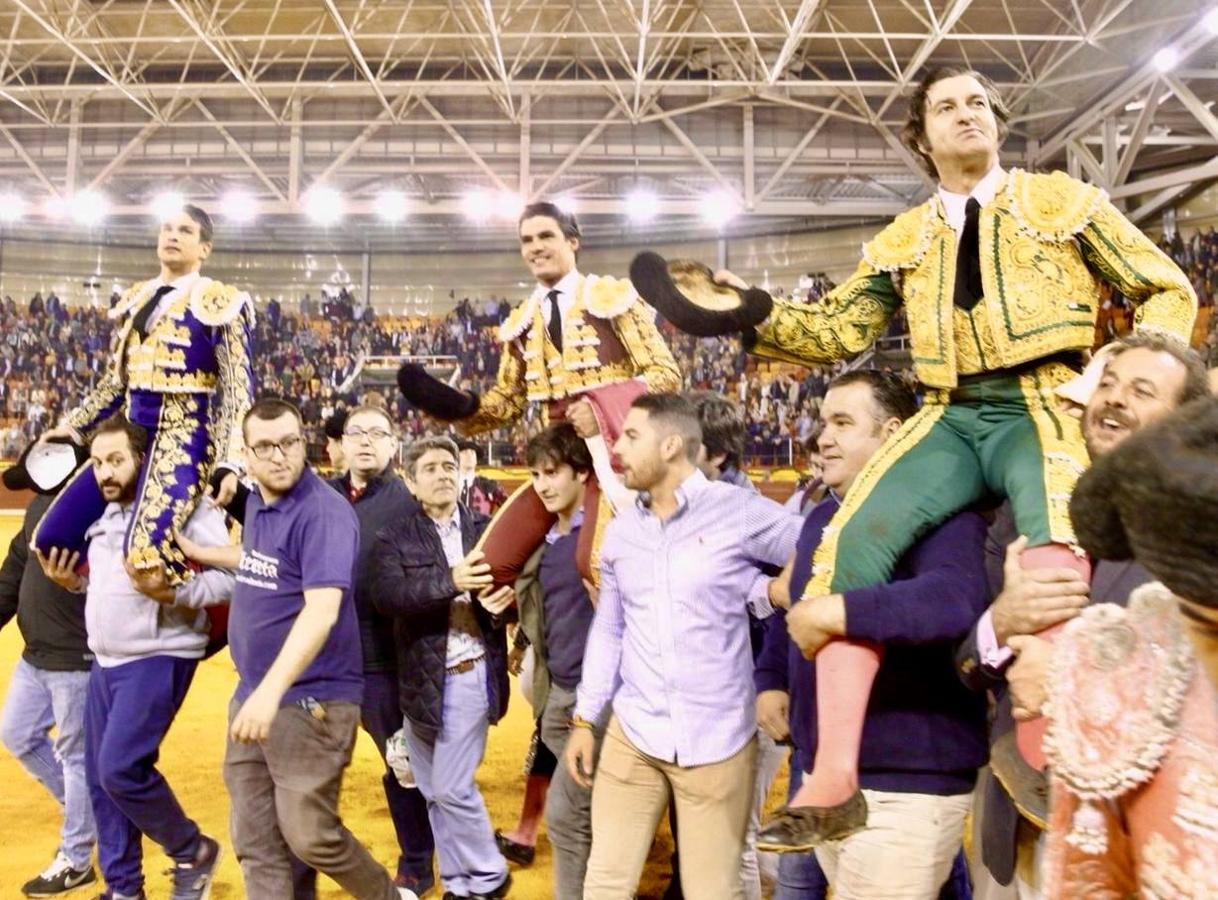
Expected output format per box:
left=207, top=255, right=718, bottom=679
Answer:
left=177, top=398, right=410, bottom=900
left=328, top=405, right=436, bottom=897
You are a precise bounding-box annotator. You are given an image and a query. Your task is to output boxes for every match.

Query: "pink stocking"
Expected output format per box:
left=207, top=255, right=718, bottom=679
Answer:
left=788, top=639, right=882, bottom=809
left=1015, top=543, right=1092, bottom=769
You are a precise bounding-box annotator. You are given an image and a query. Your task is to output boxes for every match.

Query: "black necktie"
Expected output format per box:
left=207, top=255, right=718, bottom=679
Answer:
left=546, top=289, right=563, bottom=351
left=131, top=284, right=175, bottom=339
left=954, top=197, right=984, bottom=311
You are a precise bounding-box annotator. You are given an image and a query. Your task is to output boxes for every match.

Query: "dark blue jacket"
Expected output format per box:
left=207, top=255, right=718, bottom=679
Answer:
left=755, top=495, right=990, bottom=796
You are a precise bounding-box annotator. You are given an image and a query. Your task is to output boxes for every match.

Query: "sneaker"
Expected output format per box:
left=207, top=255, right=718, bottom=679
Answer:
left=21, top=852, right=97, bottom=897
left=91, top=892, right=146, bottom=900
left=395, top=871, right=436, bottom=898
left=166, top=834, right=221, bottom=900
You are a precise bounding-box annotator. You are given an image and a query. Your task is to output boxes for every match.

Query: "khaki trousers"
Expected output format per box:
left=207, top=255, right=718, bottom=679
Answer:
left=815, top=788, right=971, bottom=900
left=583, top=717, right=757, bottom=900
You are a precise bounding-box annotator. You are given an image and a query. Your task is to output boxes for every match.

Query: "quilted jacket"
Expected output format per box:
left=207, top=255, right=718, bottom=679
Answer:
left=371, top=504, right=508, bottom=743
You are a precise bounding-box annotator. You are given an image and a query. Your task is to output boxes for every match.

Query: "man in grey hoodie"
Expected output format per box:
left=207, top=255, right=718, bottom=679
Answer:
left=37, top=412, right=235, bottom=900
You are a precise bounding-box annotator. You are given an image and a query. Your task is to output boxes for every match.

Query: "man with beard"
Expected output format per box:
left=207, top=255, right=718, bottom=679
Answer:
left=36, top=413, right=233, bottom=900
left=958, top=333, right=1209, bottom=898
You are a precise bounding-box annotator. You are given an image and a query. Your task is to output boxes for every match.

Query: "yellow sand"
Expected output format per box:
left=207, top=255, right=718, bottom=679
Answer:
left=0, top=518, right=684, bottom=899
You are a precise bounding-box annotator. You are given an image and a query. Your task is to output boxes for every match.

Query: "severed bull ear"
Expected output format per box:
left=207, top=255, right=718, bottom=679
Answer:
left=629, top=252, right=773, bottom=338
left=396, top=363, right=481, bottom=421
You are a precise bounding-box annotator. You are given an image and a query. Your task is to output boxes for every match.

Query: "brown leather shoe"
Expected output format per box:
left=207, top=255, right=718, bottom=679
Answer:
left=989, top=731, right=1050, bottom=828
left=755, top=790, right=868, bottom=853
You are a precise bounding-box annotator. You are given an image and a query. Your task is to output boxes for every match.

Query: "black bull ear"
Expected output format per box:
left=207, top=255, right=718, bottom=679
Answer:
left=629, top=252, right=773, bottom=338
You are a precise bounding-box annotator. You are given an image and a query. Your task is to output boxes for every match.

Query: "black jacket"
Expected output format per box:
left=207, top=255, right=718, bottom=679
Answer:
left=371, top=504, right=508, bottom=744
left=0, top=494, right=92, bottom=671
left=327, top=468, right=419, bottom=673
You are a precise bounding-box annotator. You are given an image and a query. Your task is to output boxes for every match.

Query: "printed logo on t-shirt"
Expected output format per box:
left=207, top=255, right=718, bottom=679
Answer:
left=236, top=549, right=280, bottom=590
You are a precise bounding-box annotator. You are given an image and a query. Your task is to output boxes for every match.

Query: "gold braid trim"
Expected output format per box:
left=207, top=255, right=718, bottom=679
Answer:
left=861, top=202, right=938, bottom=273
left=583, top=274, right=637, bottom=319
left=1076, top=200, right=1197, bottom=344
left=498, top=295, right=540, bottom=342
left=1005, top=169, right=1107, bottom=243
left=108, top=280, right=156, bottom=321
left=458, top=342, right=529, bottom=436
left=212, top=300, right=255, bottom=466
left=1016, top=363, right=1089, bottom=549
left=804, top=402, right=946, bottom=597
left=750, top=266, right=899, bottom=368
left=611, top=299, right=681, bottom=393
left=190, top=278, right=254, bottom=327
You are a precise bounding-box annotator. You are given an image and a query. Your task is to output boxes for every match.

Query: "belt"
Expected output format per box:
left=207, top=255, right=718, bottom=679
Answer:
left=954, top=351, right=1085, bottom=388
left=446, top=655, right=484, bottom=676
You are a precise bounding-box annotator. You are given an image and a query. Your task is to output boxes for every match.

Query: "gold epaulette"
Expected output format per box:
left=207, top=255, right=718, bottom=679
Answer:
left=1005, top=169, right=1107, bottom=242
left=861, top=202, right=939, bottom=273
left=498, top=295, right=539, bottom=342
left=189, top=278, right=253, bottom=327
left=583, top=274, right=638, bottom=319
left=108, top=280, right=156, bottom=320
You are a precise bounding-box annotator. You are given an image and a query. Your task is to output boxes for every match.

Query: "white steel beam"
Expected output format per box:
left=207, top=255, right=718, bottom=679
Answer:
left=193, top=100, right=287, bottom=202
left=323, top=0, right=398, bottom=121
left=417, top=97, right=511, bottom=192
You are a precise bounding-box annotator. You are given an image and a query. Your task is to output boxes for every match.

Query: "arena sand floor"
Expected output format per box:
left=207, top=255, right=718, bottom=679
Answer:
left=0, top=516, right=689, bottom=899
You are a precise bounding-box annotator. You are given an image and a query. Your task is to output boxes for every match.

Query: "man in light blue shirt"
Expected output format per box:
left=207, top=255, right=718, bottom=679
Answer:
left=565, top=393, right=801, bottom=900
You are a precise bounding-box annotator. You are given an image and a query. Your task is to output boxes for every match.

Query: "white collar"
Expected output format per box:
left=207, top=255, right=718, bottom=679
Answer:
left=938, top=165, right=1005, bottom=235
left=531, top=269, right=581, bottom=303
left=150, top=270, right=202, bottom=295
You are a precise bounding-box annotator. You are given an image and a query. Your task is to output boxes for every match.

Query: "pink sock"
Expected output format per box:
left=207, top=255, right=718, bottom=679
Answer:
left=789, top=639, right=882, bottom=809
left=1015, top=543, right=1091, bottom=768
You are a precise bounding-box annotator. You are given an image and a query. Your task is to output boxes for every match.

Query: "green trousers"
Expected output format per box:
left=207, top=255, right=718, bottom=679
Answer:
left=807, top=360, right=1088, bottom=597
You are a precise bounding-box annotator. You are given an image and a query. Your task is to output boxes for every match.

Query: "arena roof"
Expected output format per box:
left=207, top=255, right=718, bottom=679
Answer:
left=0, top=0, right=1216, bottom=250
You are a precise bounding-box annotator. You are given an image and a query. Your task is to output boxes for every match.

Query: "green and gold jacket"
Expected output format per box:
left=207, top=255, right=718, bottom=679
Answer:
left=750, top=169, right=1197, bottom=388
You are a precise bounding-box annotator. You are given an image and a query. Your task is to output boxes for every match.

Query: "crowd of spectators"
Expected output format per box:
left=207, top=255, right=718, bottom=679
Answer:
left=8, top=231, right=1213, bottom=469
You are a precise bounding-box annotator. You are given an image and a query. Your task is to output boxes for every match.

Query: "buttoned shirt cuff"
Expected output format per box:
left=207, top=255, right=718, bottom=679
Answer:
left=746, top=575, right=776, bottom=620
left=976, top=609, right=1014, bottom=670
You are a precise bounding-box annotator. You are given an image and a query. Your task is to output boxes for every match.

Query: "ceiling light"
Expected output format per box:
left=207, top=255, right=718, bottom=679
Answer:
left=1205, top=8, right=1218, bottom=34
left=222, top=190, right=258, bottom=225
left=0, top=192, right=27, bottom=224
left=69, top=190, right=109, bottom=226
left=462, top=189, right=491, bottom=222
left=303, top=185, right=344, bottom=226
left=150, top=191, right=185, bottom=222
left=493, top=190, right=524, bottom=221
left=1152, top=47, right=1180, bottom=73
left=374, top=190, right=409, bottom=223
left=626, top=189, right=661, bottom=224
left=699, top=189, right=741, bottom=229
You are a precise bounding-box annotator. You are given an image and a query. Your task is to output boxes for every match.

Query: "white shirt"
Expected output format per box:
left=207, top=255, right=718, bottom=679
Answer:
left=142, top=271, right=201, bottom=332
left=938, top=165, right=1005, bottom=237
left=533, top=268, right=581, bottom=328
left=431, top=506, right=485, bottom=668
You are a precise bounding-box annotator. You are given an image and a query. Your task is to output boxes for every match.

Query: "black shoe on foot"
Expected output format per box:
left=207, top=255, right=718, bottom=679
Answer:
left=21, top=853, right=97, bottom=897
left=494, top=831, right=535, bottom=866
left=755, top=790, right=868, bottom=853
left=470, top=872, right=512, bottom=899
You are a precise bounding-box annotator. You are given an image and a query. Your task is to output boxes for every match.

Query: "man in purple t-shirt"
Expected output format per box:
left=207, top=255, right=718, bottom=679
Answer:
left=178, top=398, right=407, bottom=900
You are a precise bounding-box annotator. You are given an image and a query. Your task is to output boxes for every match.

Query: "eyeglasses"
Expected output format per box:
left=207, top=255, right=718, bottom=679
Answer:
left=343, top=428, right=393, bottom=443
left=249, top=435, right=304, bottom=460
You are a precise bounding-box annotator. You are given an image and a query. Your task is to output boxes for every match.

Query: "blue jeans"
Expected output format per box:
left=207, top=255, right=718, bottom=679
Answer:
left=0, top=658, right=95, bottom=868
left=86, top=656, right=201, bottom=896
left=775, top=750, right=830, bottom=900
left=406, top=659, right=507, bottom=896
